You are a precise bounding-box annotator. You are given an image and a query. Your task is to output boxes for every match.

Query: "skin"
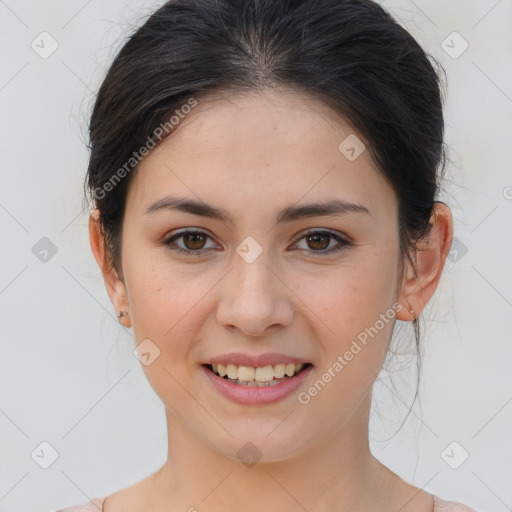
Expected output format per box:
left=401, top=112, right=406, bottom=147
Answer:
left=90, top=87, right=453, bottom=512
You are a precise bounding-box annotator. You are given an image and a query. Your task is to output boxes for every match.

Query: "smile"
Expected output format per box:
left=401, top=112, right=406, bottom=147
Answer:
left=206, top=362, right=308, bottom=387
left=201, top=362, right=313, bottom=404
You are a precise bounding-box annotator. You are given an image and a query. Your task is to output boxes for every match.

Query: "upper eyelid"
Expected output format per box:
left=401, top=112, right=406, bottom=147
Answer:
left=164, top=228, right=351, bottom=249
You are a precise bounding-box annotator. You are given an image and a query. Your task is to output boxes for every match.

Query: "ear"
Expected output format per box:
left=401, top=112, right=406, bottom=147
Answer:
left=396, top=202, right=453, bottom=321
left=89, top=208, right=131, bottom=327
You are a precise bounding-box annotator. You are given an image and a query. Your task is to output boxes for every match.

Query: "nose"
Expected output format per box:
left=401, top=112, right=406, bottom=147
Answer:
left=216, top=249, right=294, bottom=337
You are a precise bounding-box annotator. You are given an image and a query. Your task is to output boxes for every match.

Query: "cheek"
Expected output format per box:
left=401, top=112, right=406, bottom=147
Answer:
left=303, top=281, right=396, bottom=418
left=309, top=257, right=396, bottom=328
left=124, top=255, right=227, bottom=377
left=302, top=248, right=398, bottom=373
left=124, top=249, right=191, bottom=325
left=123, top=257, right=191, bottom=352
left=124, top=260, right=208, bottom=411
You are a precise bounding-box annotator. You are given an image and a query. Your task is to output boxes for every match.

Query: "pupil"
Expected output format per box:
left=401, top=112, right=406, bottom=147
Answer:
left=308, top=234, right=328, bottom=250
left=185, top=232, right=204, bottom=249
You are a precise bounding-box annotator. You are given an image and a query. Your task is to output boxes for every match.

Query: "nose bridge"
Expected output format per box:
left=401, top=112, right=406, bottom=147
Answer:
left=232, top=237, right=278, bottom=303
left=216, top=236, right=293, bottom=335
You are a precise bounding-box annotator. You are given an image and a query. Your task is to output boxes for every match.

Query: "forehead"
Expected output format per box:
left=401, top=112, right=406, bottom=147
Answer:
left=126, top=88, right=397, bottom=220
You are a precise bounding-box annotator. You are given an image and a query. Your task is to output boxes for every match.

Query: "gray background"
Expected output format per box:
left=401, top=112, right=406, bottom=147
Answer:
left=0, top=1, right=511, bottom=511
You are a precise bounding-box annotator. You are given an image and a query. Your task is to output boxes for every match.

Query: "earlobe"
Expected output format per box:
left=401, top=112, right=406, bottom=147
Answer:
left=395, top=256, right=420, bottom=322
left=396, top=202, right=453, bottom=321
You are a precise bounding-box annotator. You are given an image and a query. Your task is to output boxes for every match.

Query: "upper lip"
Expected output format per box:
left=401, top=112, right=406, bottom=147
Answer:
left=204, top=352, right=312, bottom=368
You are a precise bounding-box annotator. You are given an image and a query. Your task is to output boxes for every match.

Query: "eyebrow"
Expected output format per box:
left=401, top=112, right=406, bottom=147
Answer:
left=144, top=195, right=371, bottom=223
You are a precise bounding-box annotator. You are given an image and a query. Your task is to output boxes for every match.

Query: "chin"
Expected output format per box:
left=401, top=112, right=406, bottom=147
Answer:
left=203, top=422, right=311, bottom=464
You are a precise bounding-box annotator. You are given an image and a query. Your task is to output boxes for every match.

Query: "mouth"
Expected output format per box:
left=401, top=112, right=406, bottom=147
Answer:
left=202, top=362, right=312, bottom=387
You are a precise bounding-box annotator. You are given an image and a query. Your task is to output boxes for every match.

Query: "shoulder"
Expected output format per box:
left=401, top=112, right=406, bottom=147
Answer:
left=432, top=494, right=478, bottom=512
left=52, top=493, right=477, bottom=512
left=53, top=496, right=107, bottom=512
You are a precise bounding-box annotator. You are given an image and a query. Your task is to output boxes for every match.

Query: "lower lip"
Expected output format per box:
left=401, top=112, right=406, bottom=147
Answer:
left=201, top=364, right=313, bottom=405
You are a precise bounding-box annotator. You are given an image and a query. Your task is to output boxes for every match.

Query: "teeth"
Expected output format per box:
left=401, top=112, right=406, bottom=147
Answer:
left=226, top=378, right=283, bottom=387
left=238, top=366, right=255, bottom=381
left=226, top=363, right=238, bottom=379
left=209, top=362, right=307, bottom=382
left=273, top=363, right=285, bottom=378
left=254, top=365, right=273, bottom=382
left=285, top=363, right=296, bottom=377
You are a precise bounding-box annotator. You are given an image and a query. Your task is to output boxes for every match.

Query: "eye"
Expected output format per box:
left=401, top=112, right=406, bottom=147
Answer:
left=161, top=229, right=218, bottom=256
left=161, top=228, right=353, bottom=257
left=291, top=230, right=353, bottom=256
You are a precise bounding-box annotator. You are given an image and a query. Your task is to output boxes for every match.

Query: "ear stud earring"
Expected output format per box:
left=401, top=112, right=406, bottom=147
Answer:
left=117, top=311, right=128, bottom=321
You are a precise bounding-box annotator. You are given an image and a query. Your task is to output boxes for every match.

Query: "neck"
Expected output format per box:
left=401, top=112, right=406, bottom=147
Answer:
left=150, top=394, right=403, bottom=512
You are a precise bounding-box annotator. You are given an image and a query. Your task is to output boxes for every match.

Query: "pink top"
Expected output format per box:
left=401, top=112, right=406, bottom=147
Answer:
left=55, top=494, right=478, bottom=511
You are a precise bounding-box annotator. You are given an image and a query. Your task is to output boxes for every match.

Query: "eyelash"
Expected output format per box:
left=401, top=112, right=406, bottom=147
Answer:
left=161, top=229, right=353, bottom=257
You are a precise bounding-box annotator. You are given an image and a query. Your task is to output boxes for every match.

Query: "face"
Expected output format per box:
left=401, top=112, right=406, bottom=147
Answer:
left=108, top=88, right=408, bottom=461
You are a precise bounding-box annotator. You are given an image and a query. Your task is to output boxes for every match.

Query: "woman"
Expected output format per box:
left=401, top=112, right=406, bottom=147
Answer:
left=58, top=0, right=476, bottom=510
